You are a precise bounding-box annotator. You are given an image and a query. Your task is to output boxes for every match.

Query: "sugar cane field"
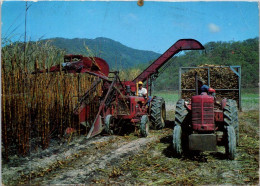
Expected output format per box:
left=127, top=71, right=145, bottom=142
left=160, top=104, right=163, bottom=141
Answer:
left=1, top=39, right=259, bottom=185
left=2, top=90, right=259, bottom=185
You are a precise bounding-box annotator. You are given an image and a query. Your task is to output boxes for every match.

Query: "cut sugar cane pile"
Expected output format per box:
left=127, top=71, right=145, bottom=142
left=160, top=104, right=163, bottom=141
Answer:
left=181, top=65, right=239, bottom=104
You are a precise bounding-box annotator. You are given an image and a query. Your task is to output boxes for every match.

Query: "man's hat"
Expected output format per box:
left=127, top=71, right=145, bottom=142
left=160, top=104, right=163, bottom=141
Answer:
left=138, top=81, right=143, bottom=85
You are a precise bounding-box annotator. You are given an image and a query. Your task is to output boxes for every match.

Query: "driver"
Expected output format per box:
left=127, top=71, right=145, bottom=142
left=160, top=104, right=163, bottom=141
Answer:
left=198, top=77, right=216, bottom=97
left=198, top=77, right=209, bottom=94
left=138, top=81, right=147, bottom=97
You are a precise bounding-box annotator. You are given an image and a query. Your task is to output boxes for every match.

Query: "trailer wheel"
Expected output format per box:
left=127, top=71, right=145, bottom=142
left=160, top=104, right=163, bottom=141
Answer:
left=225, top=125, right=236, bottom=160
left=104, top=115, right=114, bottom=135
left=172, top=125, right=182, bottom=156
left=224, top=99, right=239, bottom=146
left=140, top=115, right=149, bottom=137
left=150, top=97, right=166, bottom=129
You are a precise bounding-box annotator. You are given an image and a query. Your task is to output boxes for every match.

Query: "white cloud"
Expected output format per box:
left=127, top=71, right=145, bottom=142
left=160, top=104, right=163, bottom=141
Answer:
left=208, top=23, right=220, bottom=33
left=121, top=13, right=138, bottom=26
left=127, top=13, right=137, bottom=20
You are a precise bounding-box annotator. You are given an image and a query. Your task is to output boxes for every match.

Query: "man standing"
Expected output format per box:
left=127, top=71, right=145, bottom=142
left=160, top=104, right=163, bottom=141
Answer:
left=137, top=81, right=147, bottom=97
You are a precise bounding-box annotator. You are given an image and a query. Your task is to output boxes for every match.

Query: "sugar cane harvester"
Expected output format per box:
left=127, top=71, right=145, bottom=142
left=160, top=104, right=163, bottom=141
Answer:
left=69, top=39, right=204, bottom=138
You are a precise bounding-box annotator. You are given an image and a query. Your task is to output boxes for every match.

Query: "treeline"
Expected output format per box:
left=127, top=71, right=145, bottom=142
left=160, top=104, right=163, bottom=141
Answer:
left=131, top=37, right=259, bottom=90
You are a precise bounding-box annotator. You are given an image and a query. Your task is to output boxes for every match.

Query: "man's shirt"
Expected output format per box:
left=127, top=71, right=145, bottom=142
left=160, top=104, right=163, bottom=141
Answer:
left=138, top=87, right=147, bottom=97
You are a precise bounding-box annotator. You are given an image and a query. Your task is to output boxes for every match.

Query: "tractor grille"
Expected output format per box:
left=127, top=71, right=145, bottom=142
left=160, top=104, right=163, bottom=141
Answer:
left=117, top=99, right=130, bottom=115
left=192, top=95, right=214, bottom=131
left=192, top=102, right=214, bottom=124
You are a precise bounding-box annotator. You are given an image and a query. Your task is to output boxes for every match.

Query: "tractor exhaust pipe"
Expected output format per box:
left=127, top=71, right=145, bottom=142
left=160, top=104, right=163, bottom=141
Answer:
left=195, top=72, right=198, bottom=95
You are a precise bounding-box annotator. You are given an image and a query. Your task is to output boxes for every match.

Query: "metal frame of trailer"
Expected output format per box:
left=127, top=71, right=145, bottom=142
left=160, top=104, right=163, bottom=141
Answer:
left=179, top=66, right=241, bottom=110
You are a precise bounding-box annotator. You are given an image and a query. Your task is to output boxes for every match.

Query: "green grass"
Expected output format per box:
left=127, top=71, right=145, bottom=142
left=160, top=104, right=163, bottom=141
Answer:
left=153, top=90, right=259, bottom=111
left=153, top=90, right=179, bottom=103
left=241, top=93, right=259, bottom=111
left=241, top=88, right=259, bottom=94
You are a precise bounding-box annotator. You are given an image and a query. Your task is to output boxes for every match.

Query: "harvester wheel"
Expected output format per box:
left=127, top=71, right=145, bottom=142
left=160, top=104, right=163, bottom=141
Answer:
left=172, top=125, right=182, bottom=156
left=150, top=97, right=166, bottom=129
left=104, top=115, right=114, bottom=135
left=140, top=115, right=149, bottom=137
left=224, top=99, right=239, bottom=146
left=225, top=125, right=236, bottom=160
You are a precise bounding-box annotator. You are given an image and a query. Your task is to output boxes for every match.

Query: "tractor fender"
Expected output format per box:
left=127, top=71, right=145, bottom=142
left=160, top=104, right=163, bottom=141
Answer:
left=184, top=101, right=192, bottom=111
left=221, top=98, right=227, bottom=110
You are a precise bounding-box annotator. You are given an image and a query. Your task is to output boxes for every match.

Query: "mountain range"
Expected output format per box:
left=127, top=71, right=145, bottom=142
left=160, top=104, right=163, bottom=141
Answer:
left=42, top=37, right=160, bottom=69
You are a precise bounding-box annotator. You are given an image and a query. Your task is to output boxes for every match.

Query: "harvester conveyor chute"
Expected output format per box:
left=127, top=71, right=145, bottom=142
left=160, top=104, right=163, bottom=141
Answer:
left=132, top=39, right=204, bottom=83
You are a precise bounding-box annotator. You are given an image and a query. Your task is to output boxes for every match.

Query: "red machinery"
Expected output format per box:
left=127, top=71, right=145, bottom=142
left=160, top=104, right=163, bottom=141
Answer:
left=74, top=39, right=205, bottom=138
left=172, top=74, right=239, bottom=160
left=37, top=54, right=110, bottom=78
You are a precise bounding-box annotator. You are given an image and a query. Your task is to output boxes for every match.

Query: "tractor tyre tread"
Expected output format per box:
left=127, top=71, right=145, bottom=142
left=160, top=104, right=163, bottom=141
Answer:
left=104, top=115, right=114, bottom=135
left=224, top=99, right=239, bottom=146
left=140, top=115, right=149, bottom=137
left=150, top=97, right=166, bottom=130
left=172, top=125, right=182, bottom=156
left=225, top=125, right=236, bottom=160
left=174, top=99, right=188, bottom=126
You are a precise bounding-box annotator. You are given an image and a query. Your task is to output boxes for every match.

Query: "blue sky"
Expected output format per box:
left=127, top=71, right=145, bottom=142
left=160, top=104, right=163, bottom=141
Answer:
left=1, top=1, right=259, bottom=53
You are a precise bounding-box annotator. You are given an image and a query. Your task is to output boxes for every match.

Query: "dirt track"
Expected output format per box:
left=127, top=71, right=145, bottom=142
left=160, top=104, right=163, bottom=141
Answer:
left=2, top=110, right=259, bottom=185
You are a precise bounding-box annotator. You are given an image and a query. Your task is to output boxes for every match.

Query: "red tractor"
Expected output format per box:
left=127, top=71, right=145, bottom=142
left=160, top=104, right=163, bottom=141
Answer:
left=74, top=39, right=205, bottom=138
left=172, top=76, right=239, bottom=160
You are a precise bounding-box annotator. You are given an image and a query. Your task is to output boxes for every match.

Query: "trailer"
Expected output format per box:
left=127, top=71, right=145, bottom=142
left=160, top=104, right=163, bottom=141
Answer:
left=179, top=66, right=241, bottom=110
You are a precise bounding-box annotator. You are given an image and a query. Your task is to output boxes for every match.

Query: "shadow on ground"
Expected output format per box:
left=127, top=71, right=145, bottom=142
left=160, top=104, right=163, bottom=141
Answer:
left=164, top=119, right=174, bottom=129
left=160, top=132, right=228, bottom=162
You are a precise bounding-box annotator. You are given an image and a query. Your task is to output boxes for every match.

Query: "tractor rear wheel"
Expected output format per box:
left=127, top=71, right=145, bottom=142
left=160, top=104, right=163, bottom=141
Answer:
left=140, top=115, right=149, bottom=137
left=104, top=115, right=115, bottom=135
left=172, top=124, right=182, bottom=156
left=150, top=97, right=166, bottom=129
left=173, top=99, right=190, bottom=153
left=175, top=99, right=189, bottom=126
left=224, top=99, right=239, bottom=146
left=225, top=125, right=236, bottom=160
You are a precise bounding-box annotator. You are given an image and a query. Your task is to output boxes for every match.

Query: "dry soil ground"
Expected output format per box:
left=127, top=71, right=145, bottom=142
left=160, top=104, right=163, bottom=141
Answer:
left=2, top=109, right=259, bottom=185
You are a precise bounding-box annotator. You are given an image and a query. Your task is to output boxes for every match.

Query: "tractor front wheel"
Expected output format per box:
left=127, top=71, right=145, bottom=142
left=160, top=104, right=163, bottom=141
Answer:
left=172, top=125, right=182, bottom=156
left=140, top=115, right=149, bottom=137
left=225, top=125, right=236, bottom=160
left=150, top=97, right=166, bottom=129
left=104, top=115, right=115, bottom=135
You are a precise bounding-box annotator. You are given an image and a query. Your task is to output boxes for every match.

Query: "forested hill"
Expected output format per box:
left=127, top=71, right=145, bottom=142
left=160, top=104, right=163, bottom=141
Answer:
left=40, top=37, right=258, bottom=89
left=42, top=37, right=160, bottom=68
left=140, top=37, right=259, bottom=90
